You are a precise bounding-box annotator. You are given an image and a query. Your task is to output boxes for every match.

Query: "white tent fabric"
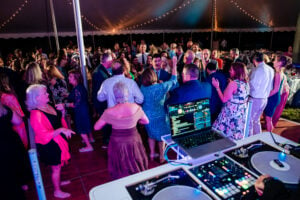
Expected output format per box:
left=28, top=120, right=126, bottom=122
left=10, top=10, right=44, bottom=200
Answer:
left=0, top=0, right=299, bottom=39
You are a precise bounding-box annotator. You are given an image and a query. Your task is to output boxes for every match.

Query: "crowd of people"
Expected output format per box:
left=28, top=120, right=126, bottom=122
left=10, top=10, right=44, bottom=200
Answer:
left=0, top=38, right=296, bottom=199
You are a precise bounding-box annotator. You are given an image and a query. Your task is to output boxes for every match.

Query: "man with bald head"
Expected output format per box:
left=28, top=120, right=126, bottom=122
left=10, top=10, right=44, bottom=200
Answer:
left=166, top=64, right=211, bottom=105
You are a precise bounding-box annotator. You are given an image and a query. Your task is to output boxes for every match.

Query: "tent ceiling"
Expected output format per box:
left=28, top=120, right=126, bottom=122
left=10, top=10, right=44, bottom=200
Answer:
left=0, top=0, right=299, bottom=38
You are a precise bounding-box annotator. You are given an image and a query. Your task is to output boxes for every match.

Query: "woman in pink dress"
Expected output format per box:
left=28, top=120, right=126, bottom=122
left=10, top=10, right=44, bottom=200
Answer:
left=26, top=84, right=75, bottom=198
left=0, top=72, right=28, bottom=148
left=94, top=82, right=149, bottom=180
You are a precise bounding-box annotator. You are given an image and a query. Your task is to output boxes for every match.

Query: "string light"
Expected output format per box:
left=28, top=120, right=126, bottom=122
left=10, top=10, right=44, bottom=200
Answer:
left=65, top=0, right=102, bottom=31
left=228, top=0, right=271, bottom=27
left=213, top=0, right=218, bottom=31
left=123, top=0, right=195, bottom=31
left=0, top=0, right=30, bottom=31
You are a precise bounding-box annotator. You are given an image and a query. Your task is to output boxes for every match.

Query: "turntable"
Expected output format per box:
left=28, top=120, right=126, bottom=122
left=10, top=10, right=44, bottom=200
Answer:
left=126, top=168, right=213, bottom=200
left=225, top=140, right=300, bottom=188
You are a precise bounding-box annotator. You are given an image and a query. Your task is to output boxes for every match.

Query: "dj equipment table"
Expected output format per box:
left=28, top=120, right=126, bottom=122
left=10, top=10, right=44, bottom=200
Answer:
left=89, top=133, right=299, bottom=200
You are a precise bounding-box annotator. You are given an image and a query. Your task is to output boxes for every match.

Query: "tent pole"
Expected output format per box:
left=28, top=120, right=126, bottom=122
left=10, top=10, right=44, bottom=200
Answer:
left=48, top=34, right=52, bottom=52
left=238, top=32, right=241, bottom=49
left=49, top=0, right=60, bottom=55
left=270, top=28, right=274, bottom=50
left=92, top=32, right=96, bottom=51
left=72, top=0, right=88, bottom=90
left=210, top=0, right=215, bottom=49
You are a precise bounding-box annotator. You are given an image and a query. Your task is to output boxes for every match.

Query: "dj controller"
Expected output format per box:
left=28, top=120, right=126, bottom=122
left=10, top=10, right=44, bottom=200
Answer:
left=126, top=140, right=300, bottom=200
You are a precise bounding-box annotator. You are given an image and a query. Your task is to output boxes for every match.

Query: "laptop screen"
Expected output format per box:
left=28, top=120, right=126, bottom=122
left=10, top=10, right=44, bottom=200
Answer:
left=168, top=99, right=211, bottom=137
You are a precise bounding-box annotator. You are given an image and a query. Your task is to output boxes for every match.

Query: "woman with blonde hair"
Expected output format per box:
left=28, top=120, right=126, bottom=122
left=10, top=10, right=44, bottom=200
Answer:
left=47, top=64, right=69, bottom=104
left=24, top=62, right=44, bottom=85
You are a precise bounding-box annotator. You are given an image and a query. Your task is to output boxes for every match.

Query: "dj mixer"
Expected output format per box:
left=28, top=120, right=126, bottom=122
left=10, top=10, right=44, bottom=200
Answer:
left=90, top=134, right=300, bottom=200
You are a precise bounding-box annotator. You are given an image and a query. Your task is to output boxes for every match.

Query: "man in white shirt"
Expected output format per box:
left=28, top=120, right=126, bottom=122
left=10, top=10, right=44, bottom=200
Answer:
left=97, top=61, right=144, bottom=107
left=249, top=52, right=274, bottom=136
left=136, top=44, right=149, bottom=66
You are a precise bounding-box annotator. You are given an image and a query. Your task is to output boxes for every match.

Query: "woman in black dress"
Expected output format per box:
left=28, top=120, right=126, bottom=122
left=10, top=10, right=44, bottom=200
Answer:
left=0, top=102, right=31, bottom=199
left=26, top=84, right=75, bottom=198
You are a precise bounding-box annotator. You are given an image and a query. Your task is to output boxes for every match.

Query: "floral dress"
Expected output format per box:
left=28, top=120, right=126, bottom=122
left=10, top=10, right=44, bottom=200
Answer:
left=213, top=80, right=249, bottom=140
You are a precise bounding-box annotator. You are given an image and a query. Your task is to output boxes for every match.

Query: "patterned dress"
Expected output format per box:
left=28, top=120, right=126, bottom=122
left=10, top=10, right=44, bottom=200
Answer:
left=49, top=78, right=69, bottom=104
left=141, top=75, right=177, bottom=141
left=213, top=80, right=249, bottom=140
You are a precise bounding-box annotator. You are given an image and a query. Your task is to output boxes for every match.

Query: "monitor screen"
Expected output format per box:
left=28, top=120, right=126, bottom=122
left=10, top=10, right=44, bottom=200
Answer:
left=168, top=99, right=211, bottom=137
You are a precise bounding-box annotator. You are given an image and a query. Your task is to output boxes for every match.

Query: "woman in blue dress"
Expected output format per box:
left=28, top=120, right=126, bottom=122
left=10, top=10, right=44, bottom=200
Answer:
left=67, top=69, right=94, bottom=152
left=264, top=55, right=287, bottom=132
left=141, top=56, right=178, bottom=163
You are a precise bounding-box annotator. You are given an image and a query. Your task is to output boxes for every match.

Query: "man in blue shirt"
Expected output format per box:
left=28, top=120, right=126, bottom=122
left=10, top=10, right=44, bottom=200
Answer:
left=206, top=62, right=227, bottom=123
left=166, top=64, right=211, bottom=105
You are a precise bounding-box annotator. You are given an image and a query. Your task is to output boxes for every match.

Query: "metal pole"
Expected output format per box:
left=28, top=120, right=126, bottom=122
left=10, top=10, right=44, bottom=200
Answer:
left=49, top=0, right=60, bottom=54
left=270, top=28, right=274, bottom=50
left=92, top=32, right=96, bottom=51
left=210, top=0, right=215, bottom=49
left=130, top=33, right=133, bottom=46
left=238, top=32, right=241, bottom=49
left=72, top=0, right=88, bottom=89
left=48, top=35, right=52, bottom=52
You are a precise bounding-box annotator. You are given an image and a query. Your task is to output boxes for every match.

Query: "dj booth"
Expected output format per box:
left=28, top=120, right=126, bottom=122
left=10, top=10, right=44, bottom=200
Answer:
left=89, top=132, right=300, bottom=200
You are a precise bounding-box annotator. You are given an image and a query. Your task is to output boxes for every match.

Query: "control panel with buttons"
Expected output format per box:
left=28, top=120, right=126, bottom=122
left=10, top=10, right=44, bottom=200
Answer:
left=189, top=157, right=258, bottom=199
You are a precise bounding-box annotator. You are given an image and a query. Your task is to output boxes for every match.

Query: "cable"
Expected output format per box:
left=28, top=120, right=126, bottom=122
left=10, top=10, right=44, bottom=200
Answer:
left=163, top=143, right=192, bottom=166
left=268, top=131, right=296, bottom=150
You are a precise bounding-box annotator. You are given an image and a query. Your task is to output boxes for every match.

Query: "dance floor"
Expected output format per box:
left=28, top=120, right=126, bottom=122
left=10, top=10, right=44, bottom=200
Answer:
left=24, top=118, right=300, bottom=200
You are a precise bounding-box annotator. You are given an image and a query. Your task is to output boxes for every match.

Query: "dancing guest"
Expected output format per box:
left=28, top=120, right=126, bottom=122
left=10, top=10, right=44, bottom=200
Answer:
left=92, top=53, right=112, bottom=148
left=249, top=52, right=274, bottom=136
left=27, top=84, right=74, bottom=198
left=212, top=62, right=250, bottom=140
left=0, top=102, right=32, bottom=199
left=24, top=62, right=46, bottom=86
left=141, top=56, right=178, bottom=163
left=97, top=61, right=144, bottom=108
left=264, top=55, right=287, bottom=132
left=272, top=68, right=290, bottom=127
left=67, top=70, right=94, bottom=152
left=47, top=65, right=69, bottom=104
left=166, top=64, right=211, bottom=105
left=152, top=54, right=172, bottom=82
left=206, top=62, right=227, bottom=123
left=0, top=72, right=28, bottom=148
left=94, top=82, right=149, bottom=179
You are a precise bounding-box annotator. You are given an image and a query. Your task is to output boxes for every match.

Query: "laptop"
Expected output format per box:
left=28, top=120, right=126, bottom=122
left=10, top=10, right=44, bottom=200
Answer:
left=168, top=98, right=236, bottom=158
